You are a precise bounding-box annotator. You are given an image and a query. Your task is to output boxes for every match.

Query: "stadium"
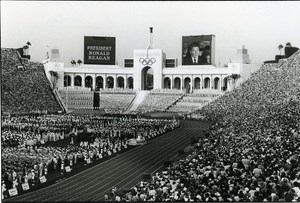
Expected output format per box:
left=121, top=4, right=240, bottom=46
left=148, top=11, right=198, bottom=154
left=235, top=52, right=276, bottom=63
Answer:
left=1, top=1, right=300, bottom=202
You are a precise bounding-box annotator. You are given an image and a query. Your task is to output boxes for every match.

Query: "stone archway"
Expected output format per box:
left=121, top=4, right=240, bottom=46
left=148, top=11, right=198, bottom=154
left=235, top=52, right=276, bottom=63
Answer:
left=204, top=77, right=211, bottom=89
left=141, top=66, right=153, bottom=90
left=74, top=75, right=82, bottom=87
left=64, top=75, right=71, bottom=87
left=223, top=77, right=228, bottom=91
left=214, top=77, right=220, bottom=90
left=96, top=76, right=103, bottom=90
left=85, top=76, right=93, bottom=89
left=127, top=77, right=133, bottom=89
left=106, top=76, right=114, bottom=88
left=194, top=77, right=201, bottom=89
left=164, top=77, right=171, bottom=89
left=174, top=77, right=181, bottom=90
left=184, top=77, right=191, bottom=93
left=117, top=76, right=125, bottom=88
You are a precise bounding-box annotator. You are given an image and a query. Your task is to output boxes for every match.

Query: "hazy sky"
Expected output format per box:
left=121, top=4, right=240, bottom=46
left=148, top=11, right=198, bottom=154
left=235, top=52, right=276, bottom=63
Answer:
left=1, top=1, right=300, bottom=67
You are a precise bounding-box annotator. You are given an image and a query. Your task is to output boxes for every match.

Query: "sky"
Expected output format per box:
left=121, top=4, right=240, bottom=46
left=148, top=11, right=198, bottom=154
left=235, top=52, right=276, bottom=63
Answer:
left=1, top=1, right=300, bottom=67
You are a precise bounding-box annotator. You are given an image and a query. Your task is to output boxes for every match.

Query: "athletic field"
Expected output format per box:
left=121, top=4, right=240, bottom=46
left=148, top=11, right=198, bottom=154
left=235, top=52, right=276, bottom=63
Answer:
left=6, top=120, right=210, bottom=202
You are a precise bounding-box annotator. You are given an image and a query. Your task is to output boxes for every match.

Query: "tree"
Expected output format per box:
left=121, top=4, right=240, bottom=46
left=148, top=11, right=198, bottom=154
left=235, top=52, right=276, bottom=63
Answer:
left=286, top=42, right=292, bottom=47
left=77, top=59, right=82, bottom=66
left=49, top=71, right=59, bottom=89
left=278, top=44, right=284, bottom=55
left=228, top=73, right=241, bottom=90
left=71, top=60, right=76, bottom=66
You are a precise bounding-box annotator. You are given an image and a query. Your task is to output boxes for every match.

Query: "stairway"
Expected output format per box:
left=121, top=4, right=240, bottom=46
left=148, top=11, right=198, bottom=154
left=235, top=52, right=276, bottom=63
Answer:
left=125, top=90, right=149, bottom=113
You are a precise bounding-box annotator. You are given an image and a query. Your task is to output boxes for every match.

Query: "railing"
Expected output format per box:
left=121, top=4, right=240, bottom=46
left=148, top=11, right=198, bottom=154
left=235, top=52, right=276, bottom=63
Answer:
left=60, top=86, right=91, bottom=92
left=150, top=88, right=186, bottom=94
left=97, top=88, right=137, bottom=93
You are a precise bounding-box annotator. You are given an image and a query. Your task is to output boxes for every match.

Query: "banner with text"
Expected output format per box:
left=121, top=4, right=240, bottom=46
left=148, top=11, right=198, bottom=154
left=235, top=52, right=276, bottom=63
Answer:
left=84, top=36, right=116, bottom=65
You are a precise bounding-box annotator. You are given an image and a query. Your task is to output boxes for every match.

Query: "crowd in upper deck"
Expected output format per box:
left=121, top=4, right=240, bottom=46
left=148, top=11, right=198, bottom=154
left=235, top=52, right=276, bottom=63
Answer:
left=105, top=51, right=300, bottom=202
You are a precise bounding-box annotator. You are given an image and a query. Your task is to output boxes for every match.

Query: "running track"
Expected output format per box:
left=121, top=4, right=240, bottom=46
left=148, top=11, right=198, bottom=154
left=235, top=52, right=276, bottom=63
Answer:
left=6, top=120, right=210, bottom=202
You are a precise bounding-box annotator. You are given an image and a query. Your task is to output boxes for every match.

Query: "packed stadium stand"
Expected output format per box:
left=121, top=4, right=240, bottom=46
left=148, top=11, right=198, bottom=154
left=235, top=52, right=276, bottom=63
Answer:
left=167, top=89, right=224, bottom=113
left=135, top=89, right=184, bottom=113
left=107, top=51, right=300, bottom=202
left=1, top=49, right=62, bottom=114
left=2, top=47, right=300, bottom=202
left=59, top=88, right=136, bottom=114
left=99, top=89, right=136, bottom=114
left=58, top=87, right=94, bottom=111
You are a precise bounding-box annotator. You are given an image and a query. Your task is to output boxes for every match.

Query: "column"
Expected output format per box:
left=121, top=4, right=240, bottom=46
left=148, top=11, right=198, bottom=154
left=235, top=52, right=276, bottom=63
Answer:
left=191, top=75, right=194, bottom=93
left=82, top=74, right=85, bottom=87
left=71, top=73, right=75, bottom=88
left=201, top=75, right=204, bottom=89
left=210, top=75, right=212, bottom=89
left=113, top=75, right=117, bottom=89
left=227, top=76, right=231, bottom=91
left=92, top=74, right=96, bottom=90
left=220, top=75, right=223, bottom=91
left=170, top=75, right=173, bottom=90
left=180, top=75, right=182, bottom=90
left=103, top=74, right=107, bottom=89
left=124, top=75, right=128, bottom=89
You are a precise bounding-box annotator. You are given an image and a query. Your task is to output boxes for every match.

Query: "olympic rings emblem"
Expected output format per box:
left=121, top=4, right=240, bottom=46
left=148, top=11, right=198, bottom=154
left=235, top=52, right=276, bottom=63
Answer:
left=139, top=57, right=156, bottom=66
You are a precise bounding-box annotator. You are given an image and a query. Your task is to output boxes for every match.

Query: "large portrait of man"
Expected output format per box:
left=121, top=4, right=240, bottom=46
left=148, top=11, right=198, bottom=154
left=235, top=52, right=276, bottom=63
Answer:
left=182, top=36, right=212, bottom=65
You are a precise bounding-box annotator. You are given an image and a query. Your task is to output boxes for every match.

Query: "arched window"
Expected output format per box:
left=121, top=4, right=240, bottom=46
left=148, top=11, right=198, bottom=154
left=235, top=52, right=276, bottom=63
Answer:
left=106, top=76, right=114, bottom=88
left=184, top=77, right=191, bottom=93
left=96, top=76, right=103, bottom=90
left=164, top=77, right=171, bottom=89
left=74, top=75, right=82, bottom=87
left=85, top=76, right=93, bottom=88
left=174, top=77, right=181, bottom=90
left=117, top=77, right=125, bottom=88
left=223, top=77, right=228, bottom=91
left=127, top=77, right=133, bottom=89
left=214, top=77, right=220, bottom=90
left=64, top=75, right=71, bottom=87
left=194, top=77, right=201, bottom=89
left=204, top=77, right=210, bottom=89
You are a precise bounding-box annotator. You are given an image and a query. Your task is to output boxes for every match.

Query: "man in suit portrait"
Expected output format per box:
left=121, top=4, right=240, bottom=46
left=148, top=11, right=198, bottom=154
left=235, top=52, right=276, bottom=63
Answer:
left=182, top=43, right=207, bottom=65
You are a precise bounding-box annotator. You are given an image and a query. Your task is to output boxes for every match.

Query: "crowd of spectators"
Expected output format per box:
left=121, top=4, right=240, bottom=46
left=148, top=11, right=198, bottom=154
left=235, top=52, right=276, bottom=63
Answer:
left=1, top=114, right=180, bottom=199
left=99, top=93, right=136, bottom=113
left=137, top=91, right=183, bottom=113
left=108, top=51, right=300, bottom=201
left=1, top=48, right=62, bottom=114
left=58, top=89, right=136, bottom=114
left=167, top=91, right=223, bottom=114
